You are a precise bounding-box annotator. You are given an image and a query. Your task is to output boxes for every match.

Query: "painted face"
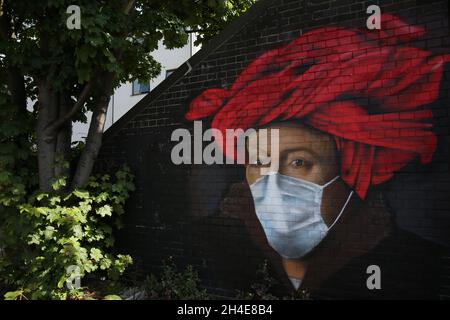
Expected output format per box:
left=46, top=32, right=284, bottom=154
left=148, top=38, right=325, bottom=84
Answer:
left=245, top=121, right=350, bottom=227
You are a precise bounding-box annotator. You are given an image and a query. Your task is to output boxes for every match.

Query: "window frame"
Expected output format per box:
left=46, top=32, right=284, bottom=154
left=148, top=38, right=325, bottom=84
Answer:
left=131, top=80, right=150, bottom=96
left=165, top=69, right=176, bottom=79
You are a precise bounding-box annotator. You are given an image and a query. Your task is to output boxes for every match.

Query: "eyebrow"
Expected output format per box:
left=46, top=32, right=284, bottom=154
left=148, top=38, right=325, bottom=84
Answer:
left=279, top=147, right=321, bottom=161
left=246, top=145, right=321, bottom=161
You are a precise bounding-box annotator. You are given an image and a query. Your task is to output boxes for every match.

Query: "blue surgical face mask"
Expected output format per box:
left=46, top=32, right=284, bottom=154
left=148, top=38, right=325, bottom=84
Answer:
left=249, top=172, right=353, bottom=259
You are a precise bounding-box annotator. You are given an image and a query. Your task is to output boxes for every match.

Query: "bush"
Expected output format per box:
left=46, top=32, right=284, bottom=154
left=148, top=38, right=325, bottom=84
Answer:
left=236, top=260, right=311, bottom=300
left=0, top=167, right=135, bottom=300
left=144, top=258, right=209, bottom=300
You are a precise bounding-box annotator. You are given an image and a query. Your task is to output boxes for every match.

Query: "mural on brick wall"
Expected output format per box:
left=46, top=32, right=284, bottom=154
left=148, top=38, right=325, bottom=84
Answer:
left=183, top=14, right=450, bottom=298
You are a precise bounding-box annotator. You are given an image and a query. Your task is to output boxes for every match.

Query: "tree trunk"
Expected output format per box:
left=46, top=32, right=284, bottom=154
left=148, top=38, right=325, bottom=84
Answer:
left=55, top=93, right=72, bottom=178
left=7, top=67, right=27, bottom=114
left=72, top=73, right=115, bottom=188
left=36, top=81, right=58, bottom=192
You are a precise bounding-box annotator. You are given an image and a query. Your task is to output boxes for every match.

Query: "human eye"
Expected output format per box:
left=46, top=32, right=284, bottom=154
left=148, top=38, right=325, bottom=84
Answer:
left=249, top=155, right=271, bottom=167
left=290, top=158, right=307, bottom=168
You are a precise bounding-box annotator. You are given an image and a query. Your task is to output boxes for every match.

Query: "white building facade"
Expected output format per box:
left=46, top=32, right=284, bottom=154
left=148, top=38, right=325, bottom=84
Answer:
left=72, top=34, right=200, bottom=141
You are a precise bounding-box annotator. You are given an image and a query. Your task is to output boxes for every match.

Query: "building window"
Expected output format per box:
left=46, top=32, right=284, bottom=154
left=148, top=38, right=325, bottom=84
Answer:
left=132, top=80, right=150, bottom=95
left=165, top=69, right=176, bottom=79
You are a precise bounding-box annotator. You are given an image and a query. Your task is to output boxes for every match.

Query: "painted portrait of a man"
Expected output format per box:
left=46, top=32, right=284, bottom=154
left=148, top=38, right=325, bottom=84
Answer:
left=184, top=14, right=450, bottom=299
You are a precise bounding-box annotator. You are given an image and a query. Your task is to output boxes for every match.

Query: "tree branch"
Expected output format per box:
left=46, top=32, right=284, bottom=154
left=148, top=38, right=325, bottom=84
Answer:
left=46, top=0, right=135, bottom=137
left=36, top=79, right=59, bottom=192
left=122, top=0, right=136, bottom=15
left=44, top=81, right=93, bottom=139
left=71, top=72, right=116, bottom=188
left=70, top=0, right=136, bottom=187
left=55, top=92, right=72, bottom=179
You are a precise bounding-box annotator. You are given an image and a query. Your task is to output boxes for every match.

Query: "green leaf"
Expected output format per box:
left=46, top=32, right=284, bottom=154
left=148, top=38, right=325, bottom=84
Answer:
left=57, top=276, right=67, bottom=289
left=72, top=224, right=83, bottom=238
left=36, top=193, right=48, bottom=201
left=79, top=201, right=92, bottom=214
left=90, top=248, right=103, bottom=261
left=51, top=177, right=66, bottom=191
left=28, top=233, right=42, bottom=245
left=96, top=205, right=112, bottom=217
left=44, top=226, right=55, bottom=240
left=4, top=290, right=24, bottom=300
left=73, top=190, right=90, bottom=199
left=76, top=46, right=90, bottom=63
left=103, top=295, right=122, bottom=300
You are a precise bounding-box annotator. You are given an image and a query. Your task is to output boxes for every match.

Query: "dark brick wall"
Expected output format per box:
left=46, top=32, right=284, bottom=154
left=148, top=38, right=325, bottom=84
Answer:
left=98, top=0, right=450, bottom=299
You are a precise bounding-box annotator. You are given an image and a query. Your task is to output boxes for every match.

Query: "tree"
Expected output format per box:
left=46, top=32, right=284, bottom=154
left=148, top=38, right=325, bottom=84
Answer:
left=0, top=0, right=255, bottom=192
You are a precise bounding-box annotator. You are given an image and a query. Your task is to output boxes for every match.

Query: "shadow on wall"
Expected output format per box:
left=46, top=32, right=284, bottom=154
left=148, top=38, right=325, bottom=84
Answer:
left=384, top=64, right=450, bottom=247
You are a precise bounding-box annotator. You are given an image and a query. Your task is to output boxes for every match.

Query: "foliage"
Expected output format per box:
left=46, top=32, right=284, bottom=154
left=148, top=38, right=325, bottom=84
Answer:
left=0, top=0, right=255, bottom=299
left=0, top=0, right=256, bottom=193
left=187, top=0, right=257, bottom=45
left=1, top=0, right=256, bottom=99
left=0, top=75, right=36, bottom=208
left=144, top=258, right=209, bottom=300
left=236, top=260, right=312, bottom=300
left=0, top=166, right=135, bottom=300
left=235, top=260, right=278, bottom=300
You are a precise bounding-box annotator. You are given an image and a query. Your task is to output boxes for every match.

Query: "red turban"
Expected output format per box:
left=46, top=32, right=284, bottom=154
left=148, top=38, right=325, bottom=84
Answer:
left=186, top=14, right=450, bottom=199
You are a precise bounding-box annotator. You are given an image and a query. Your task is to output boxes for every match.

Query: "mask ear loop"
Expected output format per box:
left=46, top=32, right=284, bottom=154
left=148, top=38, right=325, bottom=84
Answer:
left=321, top=175, right=340, bottom=189
left=328, top=190, right=354, bottom=231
